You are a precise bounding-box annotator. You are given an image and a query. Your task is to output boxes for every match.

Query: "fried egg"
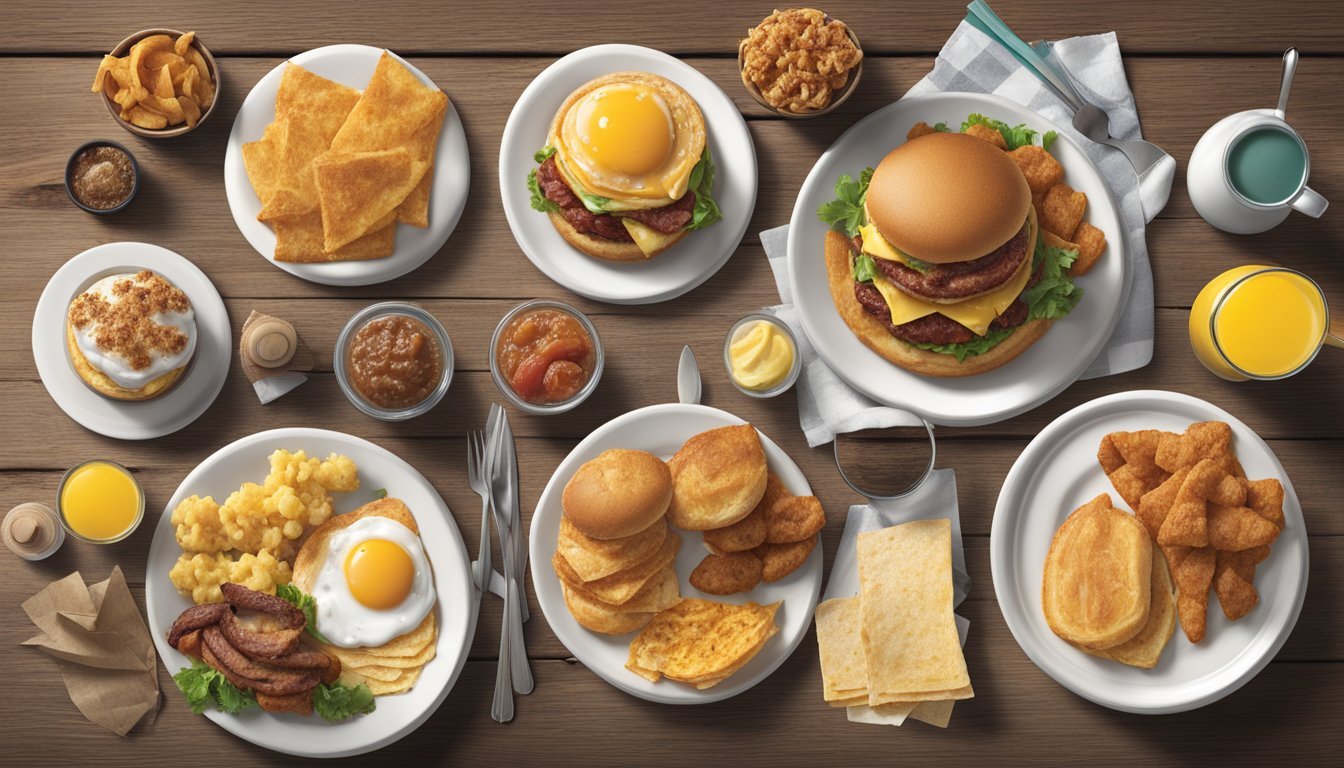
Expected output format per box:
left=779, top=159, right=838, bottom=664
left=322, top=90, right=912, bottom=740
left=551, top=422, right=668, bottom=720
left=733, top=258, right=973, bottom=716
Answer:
left=310, top=515, right=435, bottom=648
left=551, top=71, right=706, bottom=206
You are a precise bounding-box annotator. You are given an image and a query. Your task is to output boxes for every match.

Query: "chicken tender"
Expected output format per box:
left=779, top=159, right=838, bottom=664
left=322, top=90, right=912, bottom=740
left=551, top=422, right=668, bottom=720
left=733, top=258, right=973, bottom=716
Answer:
left=1041, top=183, right=1087, bottom=241
left=765, top=494, right=826, bottom=544
left=689, top=551, right=763, bottom=595
left=757, top=537, right=817, bottom=582
left=1069, top=221, right=1106, bottom=275
left=1010, top=145, right=1064, bottom=194
left=703, top=506, right=768, bottom=554
left=964, top=122, right=1007, bottom=150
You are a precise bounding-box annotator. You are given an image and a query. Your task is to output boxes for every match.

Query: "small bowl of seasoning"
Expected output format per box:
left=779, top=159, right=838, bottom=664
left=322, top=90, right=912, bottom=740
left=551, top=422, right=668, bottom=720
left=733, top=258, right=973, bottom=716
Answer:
left=65, top=140, right=139, bottom=214
left=336, top=302, right=453, bottom=421
left=58, top=460, right=145, bottom=544
left=724, top=314, right=801, bottom=398
left=491, top=299, right=603, bottom=415
left=738, top=8, right=863, bottom=118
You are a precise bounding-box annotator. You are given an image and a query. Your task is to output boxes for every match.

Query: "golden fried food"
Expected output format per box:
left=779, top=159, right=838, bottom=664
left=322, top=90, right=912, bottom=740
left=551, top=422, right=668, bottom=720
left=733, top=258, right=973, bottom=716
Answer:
left=255, top=64, right=361, bottom=221
left=168, top=550, right=292, bottom=605
left=689, top=551, right=763, bottom=595
left=667, top=424, right=768, bottom=531
left=1040, top=183, right=1087, bottom=242
left=562, top=583, right=658, bottom=635
left=1069, top=221, right=1107, bottom=276
left=1042, top=494, right=1152, bottom=650
left=1208, top=504, right=1282, bottom=551
left=907, top=121, right=937, bottom=141
left=1098, top=429, right=1174, bottom=511
left=758, top=536, right=817, bottom=582
left=702, top=505, right=767, bottom=555
left=1042, top=228, right=1079, bottom=253
left=765, top=493, right=826, bottom=544
left=1154, top=421, right=1233, bottom=474
left=1137, top=466, right=1188, bottom=540
left=1174, top=546, right=1216, bottom=643
left=1244, top=478, right=1286, bottom=528
left=626, top=598, right=780, bottom=688
left=964, top=123, right=1007, bottom=150
left=315, top=148, right=429, bottom=253
left=557, top=514, right=668, bottom=582
left=553, top=532, right=680, bottom=606
left=1082, top=548, right=1176, bottom=669
left=92, top=31, right=214, bottom=129
left=1009, top=145, right=1065, bottom=194
left=1213, top=564, right=1259, bottom=621
left=562, top=449, right=672, bottom=540
left=740, top=8, right=861, bottom=114
left=1158, top=459, right=1243, bottom=548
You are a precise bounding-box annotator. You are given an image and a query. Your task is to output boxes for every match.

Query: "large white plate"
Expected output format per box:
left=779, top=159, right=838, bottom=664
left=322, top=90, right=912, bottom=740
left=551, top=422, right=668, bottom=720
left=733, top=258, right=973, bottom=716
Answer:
left=991, top=390, right=1308, bottom=714
left=31, top=242, right=230, bottom=440
left=787, top=92, right=1129, bottom=426
left=224, top=45, right=470, bottom=286
left=146, top=429, right=476, bottom=757
left=499, top=44, right=757, bottom=305
left=529, top=404, right=822, bottom=704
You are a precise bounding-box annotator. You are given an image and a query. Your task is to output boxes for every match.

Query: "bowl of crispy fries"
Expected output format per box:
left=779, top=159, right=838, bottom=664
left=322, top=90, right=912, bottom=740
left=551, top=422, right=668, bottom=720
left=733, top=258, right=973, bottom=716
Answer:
left=738, top=9, right=863, bottom=119
left=93, top=28, right=219, bottom=138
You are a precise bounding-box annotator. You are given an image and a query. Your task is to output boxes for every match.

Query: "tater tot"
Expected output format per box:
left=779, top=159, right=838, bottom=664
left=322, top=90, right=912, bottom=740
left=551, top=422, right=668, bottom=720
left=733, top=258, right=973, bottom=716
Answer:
left=1041, top=183, right=1088, bottom=242
left=1010, top=145, right=1065, bottom=194
left=964, top=123, right=1007, bottom=150
left=1070, top=221, right=1107, bottom=275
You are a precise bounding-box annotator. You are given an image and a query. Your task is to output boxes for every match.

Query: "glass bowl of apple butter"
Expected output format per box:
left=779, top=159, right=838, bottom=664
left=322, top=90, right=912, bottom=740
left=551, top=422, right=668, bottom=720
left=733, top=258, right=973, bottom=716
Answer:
left=490, top=299, right=603, bottom=415
left=336, top=302, right=453, bottom=421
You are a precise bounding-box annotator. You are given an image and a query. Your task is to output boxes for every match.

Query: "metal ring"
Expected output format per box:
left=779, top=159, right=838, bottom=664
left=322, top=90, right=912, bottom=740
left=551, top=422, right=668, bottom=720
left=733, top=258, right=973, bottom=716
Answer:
left=832, top=419, right=937, bottom=500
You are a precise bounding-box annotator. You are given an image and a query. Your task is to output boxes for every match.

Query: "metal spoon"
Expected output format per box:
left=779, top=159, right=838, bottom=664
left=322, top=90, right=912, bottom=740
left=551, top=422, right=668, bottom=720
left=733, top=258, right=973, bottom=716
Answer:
left=677, top=345, right=701, bottom=405
left=1275, top=47, right=1298, bottom=119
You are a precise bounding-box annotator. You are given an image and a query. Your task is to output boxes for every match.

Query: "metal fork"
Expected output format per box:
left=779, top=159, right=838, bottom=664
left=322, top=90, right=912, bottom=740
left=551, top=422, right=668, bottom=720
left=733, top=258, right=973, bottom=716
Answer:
left=466, top=429, right=492, bottom=609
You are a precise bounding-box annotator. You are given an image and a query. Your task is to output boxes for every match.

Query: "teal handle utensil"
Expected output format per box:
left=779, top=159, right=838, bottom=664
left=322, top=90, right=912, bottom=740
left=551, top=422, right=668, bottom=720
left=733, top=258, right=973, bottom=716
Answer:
left=964, top=0, right=1082, bottom=112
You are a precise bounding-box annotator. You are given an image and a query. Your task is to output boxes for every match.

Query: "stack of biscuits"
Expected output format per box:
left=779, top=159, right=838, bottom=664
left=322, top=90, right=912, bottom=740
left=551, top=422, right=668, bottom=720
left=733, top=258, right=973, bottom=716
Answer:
left=553, top=449, right=682, bottom=635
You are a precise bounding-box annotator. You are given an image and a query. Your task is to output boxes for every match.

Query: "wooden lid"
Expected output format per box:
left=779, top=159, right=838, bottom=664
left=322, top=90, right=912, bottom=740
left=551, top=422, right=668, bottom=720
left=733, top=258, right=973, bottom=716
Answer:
left=242, top=318, right=297, bottom=369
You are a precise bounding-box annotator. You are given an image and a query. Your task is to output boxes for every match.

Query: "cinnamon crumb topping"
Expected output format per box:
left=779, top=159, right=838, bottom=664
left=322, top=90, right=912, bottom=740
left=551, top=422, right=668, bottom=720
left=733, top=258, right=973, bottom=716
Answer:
left=68, top=270, right=192, bottom=370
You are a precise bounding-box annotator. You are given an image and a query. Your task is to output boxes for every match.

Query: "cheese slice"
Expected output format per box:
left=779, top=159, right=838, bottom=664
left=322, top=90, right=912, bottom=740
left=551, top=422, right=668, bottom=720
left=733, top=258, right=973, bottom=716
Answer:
left=859, top=222, right=924, bottom=270
left=621, top=218, right=681, bottom=257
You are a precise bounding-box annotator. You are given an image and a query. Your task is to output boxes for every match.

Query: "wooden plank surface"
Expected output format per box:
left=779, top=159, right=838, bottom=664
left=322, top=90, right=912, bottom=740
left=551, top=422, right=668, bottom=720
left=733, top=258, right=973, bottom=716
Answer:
left=2, top=1, right=1340, bottom=765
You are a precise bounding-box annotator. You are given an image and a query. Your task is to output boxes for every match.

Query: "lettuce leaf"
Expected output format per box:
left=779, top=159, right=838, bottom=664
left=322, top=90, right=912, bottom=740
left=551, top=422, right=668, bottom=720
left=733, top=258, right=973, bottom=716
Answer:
left=911, top=327, right=1016, bottom=363
left=314, top=681, right=376, bottom=722
left=1025, top=236, right=1083, bottom=320
left=276, top=583, right=332, bottom=645
left=962, top=113, right=1038, bottom=150
left=686, top=147, right=723, bottom=231
left=173, top=661, right=258, bottom=716
left=933, top=122, right=951, bottom=132
left=852, top=251, right=878, bottom=283
left=1043, top=130, right=1058, bottom=152
left=528, top=146, right=561, bottom=213
left=816, top=167, right=875, bottom=237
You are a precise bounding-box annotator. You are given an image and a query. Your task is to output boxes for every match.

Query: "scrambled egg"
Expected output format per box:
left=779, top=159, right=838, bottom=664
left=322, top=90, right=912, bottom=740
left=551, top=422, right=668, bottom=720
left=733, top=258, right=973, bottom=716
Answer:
left=169, top=450, right=359, bottom=603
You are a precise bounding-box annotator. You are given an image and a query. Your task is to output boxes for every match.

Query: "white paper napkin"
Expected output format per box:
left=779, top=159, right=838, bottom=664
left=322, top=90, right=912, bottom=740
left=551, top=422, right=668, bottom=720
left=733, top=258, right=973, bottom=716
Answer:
left=762, top=22, right=1161, bottom=447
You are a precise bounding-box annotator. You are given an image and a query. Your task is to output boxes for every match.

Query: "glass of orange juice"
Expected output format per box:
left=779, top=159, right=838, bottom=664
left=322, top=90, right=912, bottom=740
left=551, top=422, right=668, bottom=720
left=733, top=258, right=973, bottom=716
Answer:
left=1190, top=265, right=1343, bottom=380
left=57, top=460, right=144, bottom=543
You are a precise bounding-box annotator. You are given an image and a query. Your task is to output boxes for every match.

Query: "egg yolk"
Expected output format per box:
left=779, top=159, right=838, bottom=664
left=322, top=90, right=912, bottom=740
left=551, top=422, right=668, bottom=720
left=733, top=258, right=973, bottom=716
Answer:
left=344, top=538, right=415, bottom=610
left=576, top=85, right=673, bottom=177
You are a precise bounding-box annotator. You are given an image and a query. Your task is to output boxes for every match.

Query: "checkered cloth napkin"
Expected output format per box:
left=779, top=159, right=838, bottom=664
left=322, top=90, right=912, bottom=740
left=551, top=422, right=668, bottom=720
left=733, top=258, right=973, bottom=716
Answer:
left=761, top=21, right=1164, bottom=447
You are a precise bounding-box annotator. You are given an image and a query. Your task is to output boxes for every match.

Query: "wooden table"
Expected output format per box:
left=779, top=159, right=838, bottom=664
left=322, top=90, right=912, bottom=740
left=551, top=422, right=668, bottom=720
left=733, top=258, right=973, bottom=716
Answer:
left=3, top=1, right=1341, bottom=764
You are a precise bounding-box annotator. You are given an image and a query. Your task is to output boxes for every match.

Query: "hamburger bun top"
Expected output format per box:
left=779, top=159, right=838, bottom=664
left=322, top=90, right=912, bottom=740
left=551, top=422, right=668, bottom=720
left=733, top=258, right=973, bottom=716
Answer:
left=562, top=449, right=672, bottom=540
left=866, top=132, right=1031, bottom=265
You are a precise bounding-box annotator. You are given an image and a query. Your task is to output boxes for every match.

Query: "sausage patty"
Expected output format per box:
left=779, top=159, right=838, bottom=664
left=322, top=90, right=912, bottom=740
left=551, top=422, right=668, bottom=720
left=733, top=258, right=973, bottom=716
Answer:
left=536, top=156, right=696, bottom=242
left=874, top=223, right=1031, bottom=302
left=854, top=281, right=1029, bottom=346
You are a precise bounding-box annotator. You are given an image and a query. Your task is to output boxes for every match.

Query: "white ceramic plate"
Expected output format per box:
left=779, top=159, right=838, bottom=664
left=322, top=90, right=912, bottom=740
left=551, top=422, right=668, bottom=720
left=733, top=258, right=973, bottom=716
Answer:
left=787, top=92, right=1129, bottom=426
left=499, top=44, right=757, bottom=305
left=31, top=242, right=230, bottom=440
left=529, top=403, right=822, bottom=704
left=224, top=45, right=470, bottom=286
left=991, top=390, right=1308, bottom=714
left=145, top=429, right=475, bottom=757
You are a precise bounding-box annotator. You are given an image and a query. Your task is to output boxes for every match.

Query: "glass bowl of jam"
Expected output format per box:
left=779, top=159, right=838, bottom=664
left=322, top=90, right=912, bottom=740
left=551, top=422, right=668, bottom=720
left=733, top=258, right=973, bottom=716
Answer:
left=490, top=299, right=603, bottom=415
left=335, top=302, right=453, bottom=421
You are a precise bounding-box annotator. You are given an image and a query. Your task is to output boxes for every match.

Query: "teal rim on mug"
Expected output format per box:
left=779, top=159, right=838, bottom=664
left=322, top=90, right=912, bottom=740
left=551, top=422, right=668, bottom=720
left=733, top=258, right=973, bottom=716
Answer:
left=1223, top=124, right=1310, bottom=208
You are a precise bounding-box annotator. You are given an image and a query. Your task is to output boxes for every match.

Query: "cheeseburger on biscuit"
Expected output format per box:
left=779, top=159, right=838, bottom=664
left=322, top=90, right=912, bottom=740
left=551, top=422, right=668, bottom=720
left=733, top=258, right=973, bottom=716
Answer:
left=821, top=130, right=1083, bottom=376
left=527, top=71, right=723, bottom=262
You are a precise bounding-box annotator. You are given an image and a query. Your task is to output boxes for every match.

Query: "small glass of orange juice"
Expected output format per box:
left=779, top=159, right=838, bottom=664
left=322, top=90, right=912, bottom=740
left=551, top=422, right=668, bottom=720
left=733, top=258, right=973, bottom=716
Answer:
left=1189, top=265, right=1343, bottom=380
left=57, top=460, right=144, bottom=543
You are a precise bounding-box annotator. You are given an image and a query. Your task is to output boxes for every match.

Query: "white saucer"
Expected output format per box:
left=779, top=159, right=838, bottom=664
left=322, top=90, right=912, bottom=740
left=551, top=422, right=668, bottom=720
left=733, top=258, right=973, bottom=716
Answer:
left=31, top=242, right=231, bottom=440
left=499, top=44, right=757, bottom=305
left=223, top=45, right=470, bottom=286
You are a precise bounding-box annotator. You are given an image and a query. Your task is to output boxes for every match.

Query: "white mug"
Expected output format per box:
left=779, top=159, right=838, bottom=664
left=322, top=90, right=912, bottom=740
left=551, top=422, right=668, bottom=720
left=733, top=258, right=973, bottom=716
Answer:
left=1188, top=110, right=1327, bottom=234
left=1187, top=49, right=1327, bottom=234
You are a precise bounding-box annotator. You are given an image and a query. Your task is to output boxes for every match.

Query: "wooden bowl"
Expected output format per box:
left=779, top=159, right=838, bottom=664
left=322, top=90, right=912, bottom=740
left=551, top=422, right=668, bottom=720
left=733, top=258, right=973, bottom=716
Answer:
left=99, top=28, right=220, bottom=138
left=737, top=18, right=863, bottom=119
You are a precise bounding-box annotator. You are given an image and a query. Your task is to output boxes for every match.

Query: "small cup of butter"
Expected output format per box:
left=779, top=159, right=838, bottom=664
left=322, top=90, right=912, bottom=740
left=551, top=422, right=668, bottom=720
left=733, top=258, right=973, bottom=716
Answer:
left=724, top=314, right=801, bottom=398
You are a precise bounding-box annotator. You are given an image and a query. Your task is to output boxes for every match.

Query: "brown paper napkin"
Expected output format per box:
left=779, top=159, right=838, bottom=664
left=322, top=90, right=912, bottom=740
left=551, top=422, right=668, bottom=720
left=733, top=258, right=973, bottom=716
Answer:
left=21, top=567, right=160, bottom=736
